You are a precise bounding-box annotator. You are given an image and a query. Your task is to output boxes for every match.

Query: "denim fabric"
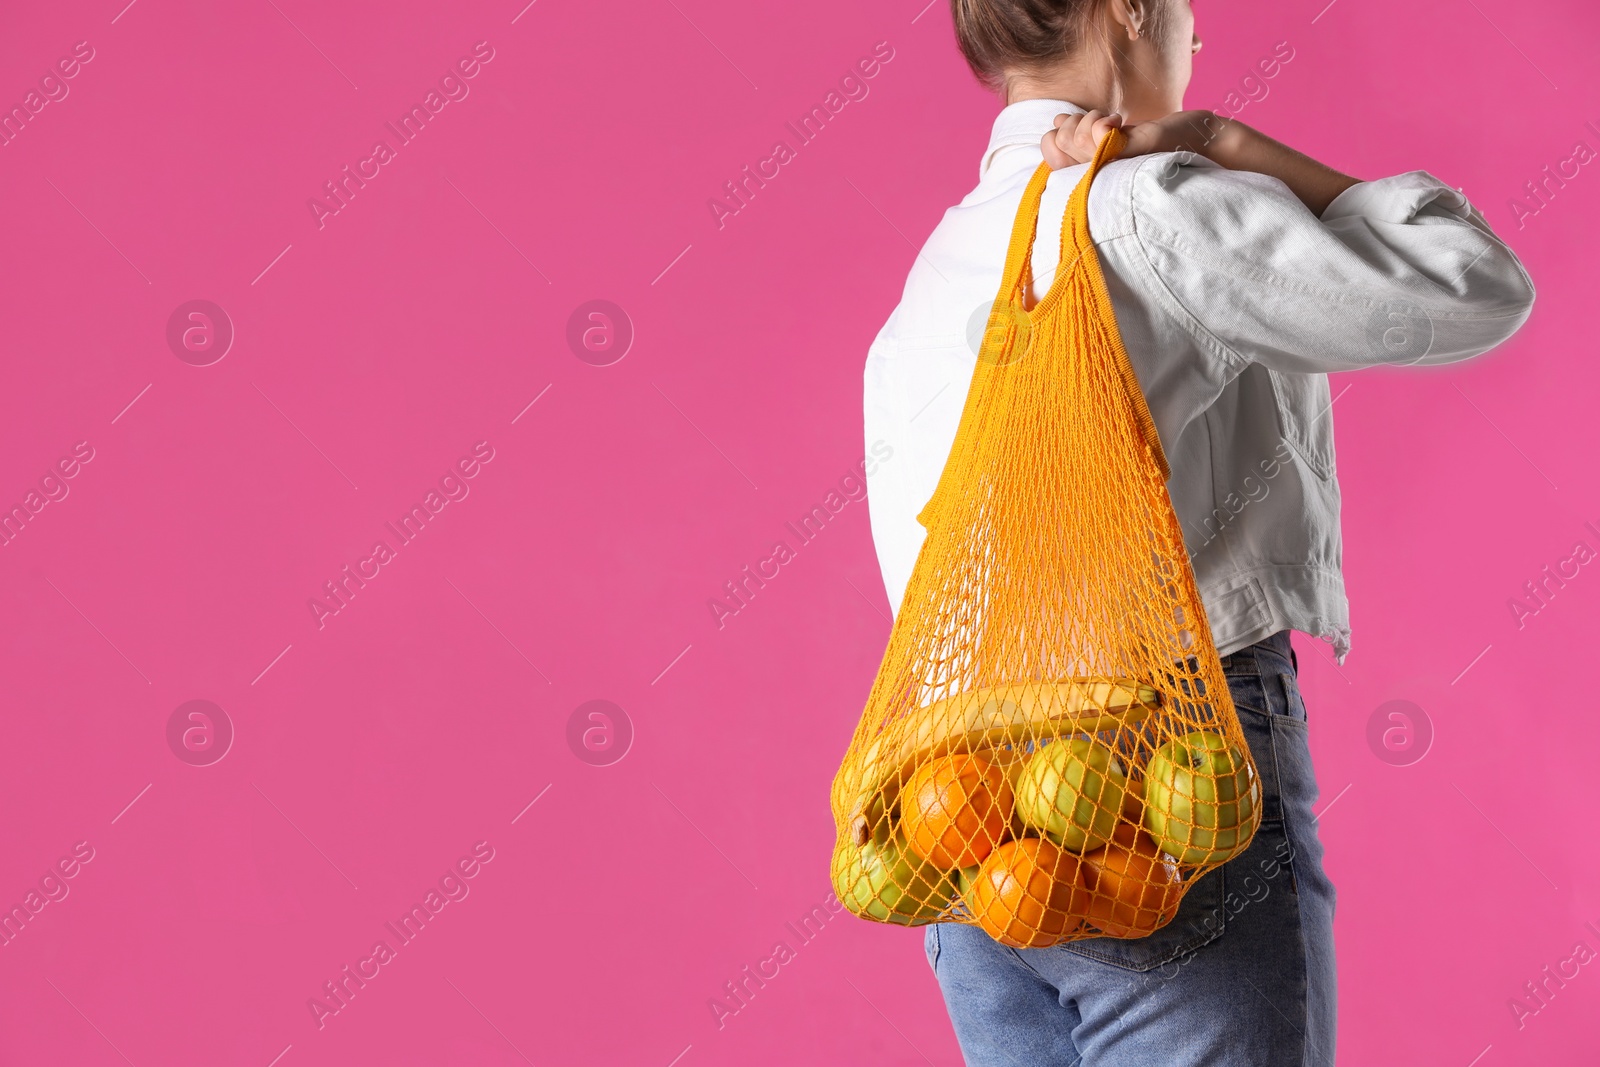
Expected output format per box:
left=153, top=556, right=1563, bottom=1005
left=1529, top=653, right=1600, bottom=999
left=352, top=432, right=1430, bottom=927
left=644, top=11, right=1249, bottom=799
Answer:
left=924, top=631, right=1337, bottom=1066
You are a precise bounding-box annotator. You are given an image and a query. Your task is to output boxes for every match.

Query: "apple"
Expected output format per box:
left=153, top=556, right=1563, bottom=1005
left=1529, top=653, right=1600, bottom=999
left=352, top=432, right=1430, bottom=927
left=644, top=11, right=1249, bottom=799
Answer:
left=1143, top=731, right=1259, bottom=864
left=1082, top=830, right=1183, bottom=938
left=955, top=864, right=979, bottom=903
left=833, top=833, right=953, bottom=926
left=1014, top=738, right=1128, bottom=852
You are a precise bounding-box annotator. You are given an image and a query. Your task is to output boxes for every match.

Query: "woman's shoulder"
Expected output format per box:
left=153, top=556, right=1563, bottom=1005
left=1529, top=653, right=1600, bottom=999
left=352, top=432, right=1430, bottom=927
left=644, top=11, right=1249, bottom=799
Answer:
left=943, top=150, right=1284, bottom=241
left=1118, top=151, right=1298, bottom=217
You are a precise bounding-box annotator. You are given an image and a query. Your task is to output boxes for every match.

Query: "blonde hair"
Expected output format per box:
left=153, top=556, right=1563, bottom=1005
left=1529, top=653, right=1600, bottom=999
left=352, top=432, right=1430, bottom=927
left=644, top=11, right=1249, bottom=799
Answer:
left=950, top=0, right=1168, bottom=90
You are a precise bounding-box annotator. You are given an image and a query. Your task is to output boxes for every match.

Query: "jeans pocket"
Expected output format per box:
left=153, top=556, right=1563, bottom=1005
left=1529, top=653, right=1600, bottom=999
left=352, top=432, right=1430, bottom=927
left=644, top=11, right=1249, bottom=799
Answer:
left=924, top=923, right=941, bottom=971
left=1232, top=701, right=1286, bottom=826
left=1278, top=671, right=1309, bottom=724
left=1059, top=861, right=1227, bottom=973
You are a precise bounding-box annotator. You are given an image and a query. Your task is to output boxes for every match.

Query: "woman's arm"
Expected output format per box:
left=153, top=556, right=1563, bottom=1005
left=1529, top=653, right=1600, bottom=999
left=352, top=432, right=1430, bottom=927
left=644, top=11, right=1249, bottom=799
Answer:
left=1043, top=107, right=1534, bottom=374
left=1044, top=109, right=1362, bottom=216
left=1196, top=116, right=1361, bottom=217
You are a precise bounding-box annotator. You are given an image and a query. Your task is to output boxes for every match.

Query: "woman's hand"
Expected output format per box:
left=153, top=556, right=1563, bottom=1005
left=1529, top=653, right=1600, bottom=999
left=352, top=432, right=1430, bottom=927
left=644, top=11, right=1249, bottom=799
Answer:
left=1040, top=107, right=1361, bottom=215
left=1040, top=108, right=1223, bottom=169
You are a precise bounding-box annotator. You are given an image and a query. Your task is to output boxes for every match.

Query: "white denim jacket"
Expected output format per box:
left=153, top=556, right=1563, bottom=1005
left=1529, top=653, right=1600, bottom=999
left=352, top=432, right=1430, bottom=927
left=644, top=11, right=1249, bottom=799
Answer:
left=863, top=99, right=1536, bottom=662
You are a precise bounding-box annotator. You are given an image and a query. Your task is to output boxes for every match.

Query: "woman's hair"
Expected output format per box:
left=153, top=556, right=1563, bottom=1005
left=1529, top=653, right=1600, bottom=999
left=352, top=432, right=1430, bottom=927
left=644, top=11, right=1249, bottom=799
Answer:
left=951, top=0, right=1167, bottom=89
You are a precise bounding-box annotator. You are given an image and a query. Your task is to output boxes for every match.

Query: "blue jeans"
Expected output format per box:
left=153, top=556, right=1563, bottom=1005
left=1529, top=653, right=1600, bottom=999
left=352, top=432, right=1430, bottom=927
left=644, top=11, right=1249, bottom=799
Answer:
left=924, top=631, right=1336, bottom=1066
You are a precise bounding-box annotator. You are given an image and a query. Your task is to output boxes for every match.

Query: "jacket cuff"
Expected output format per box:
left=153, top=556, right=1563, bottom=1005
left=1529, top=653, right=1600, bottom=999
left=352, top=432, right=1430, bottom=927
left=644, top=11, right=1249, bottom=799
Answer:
left=1319, top=170, right=1473, bottom=224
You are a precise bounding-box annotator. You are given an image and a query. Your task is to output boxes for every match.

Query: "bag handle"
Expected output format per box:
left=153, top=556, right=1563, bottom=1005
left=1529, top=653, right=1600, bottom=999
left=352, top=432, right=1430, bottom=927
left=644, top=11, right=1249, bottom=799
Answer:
left=918, top=127, right=1169, bottom=530
left=1006, top=128, right=1171, bottom=481
left=995, top=124, right=1127, bottom=309
left=1065, top=129, right=1171, bottom=480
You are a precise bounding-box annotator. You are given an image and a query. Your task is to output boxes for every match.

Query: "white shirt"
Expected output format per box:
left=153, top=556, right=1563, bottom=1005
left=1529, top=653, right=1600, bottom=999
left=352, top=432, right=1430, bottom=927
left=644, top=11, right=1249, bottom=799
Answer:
left=863, top=99, right=1536, bottom=663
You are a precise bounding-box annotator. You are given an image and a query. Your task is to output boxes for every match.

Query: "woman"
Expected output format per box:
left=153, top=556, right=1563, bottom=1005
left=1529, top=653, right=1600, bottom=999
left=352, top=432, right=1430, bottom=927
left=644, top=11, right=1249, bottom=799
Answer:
left=861, top=0, right=1535, bottom=1063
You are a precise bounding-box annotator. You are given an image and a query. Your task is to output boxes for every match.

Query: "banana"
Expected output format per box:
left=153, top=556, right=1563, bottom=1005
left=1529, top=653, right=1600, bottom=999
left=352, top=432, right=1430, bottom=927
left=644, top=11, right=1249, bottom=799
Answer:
left=834, top=678, right=1161, bottom=829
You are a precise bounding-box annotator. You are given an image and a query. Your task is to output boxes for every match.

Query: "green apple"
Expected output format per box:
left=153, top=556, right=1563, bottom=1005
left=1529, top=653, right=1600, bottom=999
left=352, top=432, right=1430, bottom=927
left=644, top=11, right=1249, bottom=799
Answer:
left=1014, top=738, right=1128, bottom=852
left=955, top=863, right=979, bottom=902
left=1143, top=731, right=1259, bottom=864
left=835, top=833, right=954, bottom=926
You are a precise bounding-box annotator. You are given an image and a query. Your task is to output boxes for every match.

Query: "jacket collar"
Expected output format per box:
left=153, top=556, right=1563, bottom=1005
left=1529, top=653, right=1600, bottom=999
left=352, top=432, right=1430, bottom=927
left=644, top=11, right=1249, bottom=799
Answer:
left=981, top=98, right=1087, bottom=179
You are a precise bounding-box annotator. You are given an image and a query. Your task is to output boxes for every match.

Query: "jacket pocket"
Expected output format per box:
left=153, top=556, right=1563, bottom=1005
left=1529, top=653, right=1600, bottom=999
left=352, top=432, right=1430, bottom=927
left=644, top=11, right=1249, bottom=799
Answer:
left=1266, top=368, right=1337, bottom=480
left=1060, top=862, right=1227, bottom=972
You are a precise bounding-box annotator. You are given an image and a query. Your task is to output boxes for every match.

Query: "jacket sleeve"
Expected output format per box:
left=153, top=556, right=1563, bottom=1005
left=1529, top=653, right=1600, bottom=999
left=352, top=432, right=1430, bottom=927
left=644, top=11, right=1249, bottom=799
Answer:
left=1128, top=154, right=1537, bottom=374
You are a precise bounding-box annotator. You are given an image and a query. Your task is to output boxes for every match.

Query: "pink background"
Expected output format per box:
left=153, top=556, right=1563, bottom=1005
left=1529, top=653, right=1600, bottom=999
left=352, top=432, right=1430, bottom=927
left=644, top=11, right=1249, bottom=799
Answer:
left=1, top=0, right=1596, bottom=1064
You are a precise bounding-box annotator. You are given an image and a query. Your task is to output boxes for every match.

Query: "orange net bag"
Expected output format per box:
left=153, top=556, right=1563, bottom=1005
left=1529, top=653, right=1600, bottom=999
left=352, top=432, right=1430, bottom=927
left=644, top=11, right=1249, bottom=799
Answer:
left=831, top=130, right=1262, bottom=948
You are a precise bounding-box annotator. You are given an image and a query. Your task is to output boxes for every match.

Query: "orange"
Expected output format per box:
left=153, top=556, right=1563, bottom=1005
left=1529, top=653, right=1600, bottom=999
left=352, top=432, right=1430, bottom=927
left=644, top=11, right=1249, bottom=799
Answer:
left=978, top=746, right=1032, bottom=834
left=1121, top=780, right=1145, bottom=825
left=901, top=754, right=1013, bottom=869
left=1082, top=829, right=1183, bottom=938
left=979, top=745, right=1032, bottom=793
left=966, top=838, right=1088, bottom=948
left=1108, top=783, right=1146, bottom=847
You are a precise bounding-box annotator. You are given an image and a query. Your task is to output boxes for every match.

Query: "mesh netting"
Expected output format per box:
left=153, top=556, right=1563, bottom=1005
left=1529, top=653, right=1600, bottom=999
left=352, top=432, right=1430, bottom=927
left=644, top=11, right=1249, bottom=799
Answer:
left=832, top=129, right=1261, bottom=948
